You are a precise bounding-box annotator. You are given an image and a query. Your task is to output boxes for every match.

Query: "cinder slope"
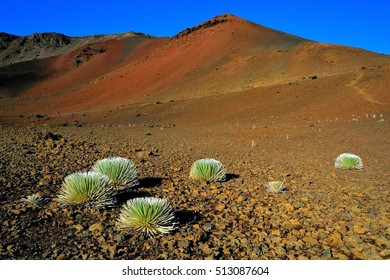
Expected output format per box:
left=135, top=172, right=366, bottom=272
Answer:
left=0, top=31, right=153, bottom=67
left=0, top=32, right=162, bottom=98
left=1, top=14, right=389, bottom=125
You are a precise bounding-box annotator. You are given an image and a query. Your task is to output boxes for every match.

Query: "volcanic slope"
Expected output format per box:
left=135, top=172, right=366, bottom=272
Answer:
left=0, top=32, right=165, bottom=98
left=0, top=14, right=389, bottom=125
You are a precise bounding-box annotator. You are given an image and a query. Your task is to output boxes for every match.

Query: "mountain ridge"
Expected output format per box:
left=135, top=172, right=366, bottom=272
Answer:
left=0, top=31, right=153, bottom=67
left=0, top=14, right=389, bottom=125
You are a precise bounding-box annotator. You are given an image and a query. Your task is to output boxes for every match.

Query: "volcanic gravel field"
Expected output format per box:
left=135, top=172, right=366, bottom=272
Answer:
left=1, top=120, right=389, bottom=260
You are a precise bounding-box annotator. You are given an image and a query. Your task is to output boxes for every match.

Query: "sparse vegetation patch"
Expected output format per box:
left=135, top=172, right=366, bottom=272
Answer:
left=189, top=158, right=226, bottom=182
left=21, top=193, right=41, bottom=206
left=57, top=172, right=115, bottom=208
left=91, top=157, right=139, bottom=190
left=334, top=153, right=363, bottom=170
left=267, top=181, right=287, bottom=193
left=117, top=197, right=176, bottom=237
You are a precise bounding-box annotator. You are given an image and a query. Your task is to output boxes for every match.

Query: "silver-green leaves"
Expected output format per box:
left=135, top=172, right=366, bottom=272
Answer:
left=335, top=153, right=363, bottom=170
left=189, top=158, right=226, bottom=182
left=57, top=172, right=115, bottom=208
left=92, top=157, right=139, bottom=190
left=117, top=197, right=175, bottom=237
left=21, top=193, right=41, bottom=206
left=267, top=181, right=287, bottom=194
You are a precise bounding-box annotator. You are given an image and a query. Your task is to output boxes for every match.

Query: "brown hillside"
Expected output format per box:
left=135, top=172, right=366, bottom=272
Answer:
left=0, top=14, right=389, bottom=125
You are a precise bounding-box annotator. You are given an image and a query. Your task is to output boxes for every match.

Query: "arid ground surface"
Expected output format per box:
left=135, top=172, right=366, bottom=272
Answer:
left=0, top=116, right=389, bottom=260
left=0, top=15, right=389, bottom=259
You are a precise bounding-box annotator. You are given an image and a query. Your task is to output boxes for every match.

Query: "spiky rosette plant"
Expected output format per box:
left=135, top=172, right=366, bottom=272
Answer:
left=267, top=181, right=287, bottom=194
left=117, top=197, right=176, bottom=237
left=91, top=157, right=139, bottom=190
left=189, top=158, right=226, bottom=183
left=335, top=153, right=363, bottom=170
left=57, top=172, right=114, bottom=208
left=21, top=193, right=41, bottom=206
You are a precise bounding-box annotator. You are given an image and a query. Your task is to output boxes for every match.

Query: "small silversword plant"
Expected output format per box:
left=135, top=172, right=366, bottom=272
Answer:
left=267, top=181, right=287, bottom=194
left=57, top=172, right=114, bottom=208
left=21, top=193, right=41, bottom=206
left=117, top=197, right=176, bottom=237
left=334, top=153, right=363, bottom=170
left=91, top=157, right=139, bottom=190
left=189, top=158, right=226, bottom=183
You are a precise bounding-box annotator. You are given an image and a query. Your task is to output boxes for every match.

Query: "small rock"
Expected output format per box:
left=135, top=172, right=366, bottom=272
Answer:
left=288, top=219, right=302, bottom=230
left=136, top=151, right=149, bottom=159
left=101, top=243, right=117, bottom=259
left=199, top=243, right=212, bottom=255
left=282, top=203, right=294, bottom=212
left=9, top=209, right=21, bottom=215
left=73, top=224, right=84, bottom=232
left=344, top=235, right=363, bottom=250
left=380, top=250, right=390, bottom=258
left=322, top=248, right=332, bottom=259
left=113, top=234, right=124, bottom=242
left=215, top=204, right=225, bottom=211
left=353, top=225, right=367, bottom=234
left=292, top=201, right=304, bottom=209
left=328, top=232, right=343, bottom=247
left=275, top=246, right=287, bottom=257
left=89, top=223, right=103, bottom=232
left=303, top=236, right=318, bottom=245
left=203, top=223, right=214, bottom=231
left=177, top=240, right=191, bottom=250
left=332, top=253, right=349, bottom=260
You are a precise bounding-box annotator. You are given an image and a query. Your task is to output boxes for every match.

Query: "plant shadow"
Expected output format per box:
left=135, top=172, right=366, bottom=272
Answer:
left=135, top=177, right=164, bottom=189
left=114, top=190, right=151, bottom=205
left=226, top=173, right=239, bottom=182
left=175, top=209, right=202, bottom=226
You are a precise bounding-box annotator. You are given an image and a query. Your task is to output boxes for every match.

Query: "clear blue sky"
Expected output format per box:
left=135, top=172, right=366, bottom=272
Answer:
left=1, top=0, right=389, bottom=54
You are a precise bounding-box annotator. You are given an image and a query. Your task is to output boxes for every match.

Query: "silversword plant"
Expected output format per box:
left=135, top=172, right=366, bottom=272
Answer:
left=267, top=181, right=287, bottom=194
left=334, top=153, right=363, bottom=170
left=57, top=172, right=115, bottom=208
left=21, top=193, right=41, bottom=206
left=91, top=157, right=139, bottom=190
left=189, top=158, right=226, bottom=183
left=117, top=197, right=176, bottom=237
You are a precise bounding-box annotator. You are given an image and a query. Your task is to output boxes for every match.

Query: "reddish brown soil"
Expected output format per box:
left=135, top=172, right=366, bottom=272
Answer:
left=0, top=15, right=389, bottom=125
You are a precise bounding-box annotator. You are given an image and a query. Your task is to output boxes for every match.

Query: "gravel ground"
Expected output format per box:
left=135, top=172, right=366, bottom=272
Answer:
left=0, top=123, right=389, bottom=260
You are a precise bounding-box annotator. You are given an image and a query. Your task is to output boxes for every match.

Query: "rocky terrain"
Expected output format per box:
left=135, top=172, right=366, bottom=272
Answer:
left=0, top=14, right=389, bottom=260
left=0, top=118, right=389, bottom=260
left=0, top=31, right=152, bottom=66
